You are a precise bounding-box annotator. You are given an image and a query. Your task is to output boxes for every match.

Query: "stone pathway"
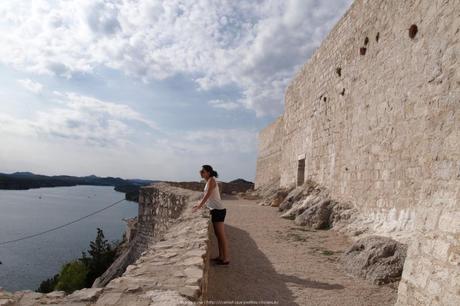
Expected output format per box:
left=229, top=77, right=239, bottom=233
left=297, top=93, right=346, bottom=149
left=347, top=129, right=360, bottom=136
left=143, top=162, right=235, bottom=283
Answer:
left=207, top=196, right=397, bottom=306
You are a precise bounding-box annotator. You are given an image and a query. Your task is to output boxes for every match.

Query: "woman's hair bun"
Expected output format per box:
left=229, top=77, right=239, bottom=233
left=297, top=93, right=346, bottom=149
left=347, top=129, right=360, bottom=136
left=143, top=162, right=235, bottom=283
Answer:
left=202, top=164, right=218, bottom=178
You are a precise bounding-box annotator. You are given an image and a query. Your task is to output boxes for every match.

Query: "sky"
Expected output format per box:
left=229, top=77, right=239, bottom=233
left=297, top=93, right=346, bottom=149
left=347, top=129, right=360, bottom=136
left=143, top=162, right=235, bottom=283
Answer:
left=0, top=0, right=353, bottom=182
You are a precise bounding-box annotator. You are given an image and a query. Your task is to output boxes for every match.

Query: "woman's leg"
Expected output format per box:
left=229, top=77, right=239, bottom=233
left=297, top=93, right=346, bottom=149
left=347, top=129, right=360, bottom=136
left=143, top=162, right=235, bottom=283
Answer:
left=214, top=222, right=229, bottom=262
left=212, top=222, right=224, bottom=259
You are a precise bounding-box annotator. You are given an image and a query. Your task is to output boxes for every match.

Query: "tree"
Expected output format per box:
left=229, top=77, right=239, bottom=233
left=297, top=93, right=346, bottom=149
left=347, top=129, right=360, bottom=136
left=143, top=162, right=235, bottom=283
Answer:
left=37, top=273, right=59, bottom=293
left=79, top=227, right=117, bottom=287
left=54, top=260, right=88, bottom=293
left=36, top=227, right=119, bottom=293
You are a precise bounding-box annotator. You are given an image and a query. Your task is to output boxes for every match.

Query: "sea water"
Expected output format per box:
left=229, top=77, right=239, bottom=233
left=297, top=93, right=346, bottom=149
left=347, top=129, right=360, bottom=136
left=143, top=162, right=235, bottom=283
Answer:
left=0, top=185, right=138, bottom=291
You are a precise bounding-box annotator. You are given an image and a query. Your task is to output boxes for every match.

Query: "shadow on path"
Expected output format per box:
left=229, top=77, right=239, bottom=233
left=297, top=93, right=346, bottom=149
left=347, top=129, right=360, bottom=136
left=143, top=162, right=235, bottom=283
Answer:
left=207, top=224, right=344, bottom=306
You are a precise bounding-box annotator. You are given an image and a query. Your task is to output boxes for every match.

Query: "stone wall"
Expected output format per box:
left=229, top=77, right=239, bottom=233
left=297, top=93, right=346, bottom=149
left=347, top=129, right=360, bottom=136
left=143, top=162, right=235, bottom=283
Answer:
left=93, top=183, right=197, bottom=287
left=165, top=180, right=254, bottom=195
left=255, top=0, right=459, bottom=304
left=254, top=115, right=284, bottom=189
left=0, top=183, right=212, bottom=305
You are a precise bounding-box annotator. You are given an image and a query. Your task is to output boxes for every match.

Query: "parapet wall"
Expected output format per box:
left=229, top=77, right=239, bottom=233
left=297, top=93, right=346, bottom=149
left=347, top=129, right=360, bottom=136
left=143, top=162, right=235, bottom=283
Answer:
left=255, top=0, right=459, bottom=304
left=93, top=182, right=201, bottom=287
left=165, top=180, right=254, bottom=195
left=0, top=183, right=212, bottom=305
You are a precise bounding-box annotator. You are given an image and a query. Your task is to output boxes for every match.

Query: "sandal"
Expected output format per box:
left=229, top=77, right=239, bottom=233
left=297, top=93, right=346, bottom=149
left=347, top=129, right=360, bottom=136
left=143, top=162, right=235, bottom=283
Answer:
left=211, top=257, right=223, bottom=262
left=214, top=259, right=230, bottom=265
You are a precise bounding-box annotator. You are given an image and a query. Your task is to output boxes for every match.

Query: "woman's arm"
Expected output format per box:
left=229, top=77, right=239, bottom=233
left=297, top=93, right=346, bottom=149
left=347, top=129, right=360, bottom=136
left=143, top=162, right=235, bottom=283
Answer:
left=193, top=178, right=216, bottom=211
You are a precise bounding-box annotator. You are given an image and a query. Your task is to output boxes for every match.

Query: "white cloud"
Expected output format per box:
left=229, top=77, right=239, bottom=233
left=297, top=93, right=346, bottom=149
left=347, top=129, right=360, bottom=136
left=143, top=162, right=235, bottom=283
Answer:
left=161, top=128, right=257, bottom=155
left=0, top=91, right=157, bottom=147
left=17, top=78, right=43, bottom=93
left=0, top=99, right=258, bottom=180
left=208, top=99, right=240, bottom=110
left=0, top=0, right=353, bottom=116
left=0, top=89, right=256, bottom=156
left=0, top=113, right=36, bottom=135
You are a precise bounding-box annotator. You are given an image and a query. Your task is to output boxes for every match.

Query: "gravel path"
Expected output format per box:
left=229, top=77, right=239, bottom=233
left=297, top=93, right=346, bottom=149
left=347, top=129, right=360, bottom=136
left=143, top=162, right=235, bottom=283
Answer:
left=207, top=196, right=397, bottom=306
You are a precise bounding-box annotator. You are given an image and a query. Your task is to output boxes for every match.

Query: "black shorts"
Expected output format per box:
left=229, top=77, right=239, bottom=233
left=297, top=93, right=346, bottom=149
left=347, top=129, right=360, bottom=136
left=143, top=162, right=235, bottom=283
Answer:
left=210, top=208, right=226, bottom=223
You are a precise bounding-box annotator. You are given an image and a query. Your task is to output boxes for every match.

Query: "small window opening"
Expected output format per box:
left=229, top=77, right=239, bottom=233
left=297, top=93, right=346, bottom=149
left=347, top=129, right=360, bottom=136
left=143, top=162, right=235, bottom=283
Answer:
left=409, top=24, right=418, bottom=39
left=297, top=158, right=305, bottom=186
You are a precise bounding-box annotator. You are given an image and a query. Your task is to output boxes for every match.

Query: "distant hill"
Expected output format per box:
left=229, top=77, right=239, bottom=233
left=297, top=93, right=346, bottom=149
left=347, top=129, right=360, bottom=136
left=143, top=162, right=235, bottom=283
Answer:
left=0, top=172, right=158, bottom=202
left=229, top=178, right=254, bottom=185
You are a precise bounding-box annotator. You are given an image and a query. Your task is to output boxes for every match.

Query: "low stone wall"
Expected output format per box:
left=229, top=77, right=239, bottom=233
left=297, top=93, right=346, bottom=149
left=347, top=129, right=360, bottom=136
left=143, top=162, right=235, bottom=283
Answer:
left=165, top=180, right=254, bottom=195
left=0, top=183, right=212, bottom=305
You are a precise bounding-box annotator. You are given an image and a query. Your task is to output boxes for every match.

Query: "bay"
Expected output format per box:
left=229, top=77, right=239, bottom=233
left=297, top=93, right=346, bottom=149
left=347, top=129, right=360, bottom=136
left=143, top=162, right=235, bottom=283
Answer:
left=0, top=185, right=138, bottom=291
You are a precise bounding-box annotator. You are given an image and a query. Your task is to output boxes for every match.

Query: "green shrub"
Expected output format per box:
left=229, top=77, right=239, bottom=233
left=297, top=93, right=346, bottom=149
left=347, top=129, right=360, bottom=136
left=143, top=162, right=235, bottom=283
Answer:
left=36, top=273, right=59, bottom=293
left=54, top=260, right=88, bottom=293
left=36, top=227, right=120, bottom=293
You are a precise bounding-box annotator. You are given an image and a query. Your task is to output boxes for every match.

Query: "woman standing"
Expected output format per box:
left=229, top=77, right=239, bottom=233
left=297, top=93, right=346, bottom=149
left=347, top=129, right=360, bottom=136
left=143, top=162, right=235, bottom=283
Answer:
left=192, top=165, right=230, bottom=265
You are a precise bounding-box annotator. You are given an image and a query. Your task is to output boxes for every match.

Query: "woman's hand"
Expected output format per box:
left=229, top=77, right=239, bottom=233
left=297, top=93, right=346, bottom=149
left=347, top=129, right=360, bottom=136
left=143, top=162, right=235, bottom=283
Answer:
left=192, top=202, right=203, bottom=213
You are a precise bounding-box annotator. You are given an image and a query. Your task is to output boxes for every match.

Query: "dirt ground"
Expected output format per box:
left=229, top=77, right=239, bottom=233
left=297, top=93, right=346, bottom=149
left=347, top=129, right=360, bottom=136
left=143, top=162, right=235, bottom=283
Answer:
left=207, top=196, right=397, bottom=306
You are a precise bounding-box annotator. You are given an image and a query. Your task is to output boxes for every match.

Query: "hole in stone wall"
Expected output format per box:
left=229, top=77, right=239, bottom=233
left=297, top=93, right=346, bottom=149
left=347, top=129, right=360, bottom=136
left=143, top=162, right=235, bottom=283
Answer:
left=297, top=158, right=305, bottom=186
left=409, top=24, right=418, bottom=39
left=336, top=67, right=342, bottom=77
left=360, top=47, right=367, bottom=55
left=376, top=32, right=380, bottom=42
left=340, top=88, right=346, bottom=96
left=364, top=37, right=369, bottom=45
left=323, top=96, right=327, bottom=102
left=345, top=167, right=349, bottom=171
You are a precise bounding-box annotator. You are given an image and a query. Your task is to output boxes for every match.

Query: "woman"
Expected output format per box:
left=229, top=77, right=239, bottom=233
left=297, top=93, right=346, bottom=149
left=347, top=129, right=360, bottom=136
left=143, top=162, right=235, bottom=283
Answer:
left=192, top=165, right=230, bottom=265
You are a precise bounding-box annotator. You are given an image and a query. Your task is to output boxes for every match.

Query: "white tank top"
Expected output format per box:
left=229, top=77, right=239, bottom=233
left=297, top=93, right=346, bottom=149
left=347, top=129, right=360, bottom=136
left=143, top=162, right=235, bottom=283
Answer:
left=203, top=177, right=225, bottom=210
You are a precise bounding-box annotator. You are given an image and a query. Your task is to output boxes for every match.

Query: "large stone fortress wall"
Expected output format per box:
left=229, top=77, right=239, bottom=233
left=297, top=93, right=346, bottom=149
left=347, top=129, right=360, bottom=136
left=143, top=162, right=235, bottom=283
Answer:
left=255, top=0, right=459, bottom=305
left=255, top=116, right=284, bottom=188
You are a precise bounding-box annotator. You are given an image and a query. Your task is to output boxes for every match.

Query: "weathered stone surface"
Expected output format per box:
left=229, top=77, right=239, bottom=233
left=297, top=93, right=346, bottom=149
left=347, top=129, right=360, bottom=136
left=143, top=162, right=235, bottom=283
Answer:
left=185, top=277, right=201, bottom=286
left=184, top=267, right=202, bottom=279
left=341, top=236, right=407, bottom=285
left=144, top=289, right=190, bottom=305
left=278, top=186, right=306, bottom=212
left=94, top=292, right=123, bottom=305
left=281, top=193, right=322, bottom=220
left=278, top=180, right=320, bottom=212
left=66, top=288, right=104, bottom=302
left=278, top=182, right=349, bottom=231
left=160, top=252, right=178, bottom=258
left=294, top=200, right=334, bottom=229
left=124, top=286, right=142, bottom=293
left=178, top=285, right=200, bottom=301
left=254, top=117, right=284, bottom=189
left=93, top=183, right=203, bottom=289
left=182, top=256, right=203, bottom=266
left=46, top=291, right=66, bottom=298
left=329, top=202, right=357, bottom=228
left=183, top=249, right=204, bottom=257
left=270, top=189, right=290, bottom=207
left=16, top=291, right=44, bottom=306
left=0, top=299, right=15, bottom=306
left=256, top=185, right=294, bottom=207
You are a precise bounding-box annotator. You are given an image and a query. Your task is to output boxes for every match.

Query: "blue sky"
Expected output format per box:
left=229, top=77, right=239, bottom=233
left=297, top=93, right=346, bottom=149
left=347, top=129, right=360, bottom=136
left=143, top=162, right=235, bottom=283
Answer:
left=0, top=0, right=352, bottom=182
